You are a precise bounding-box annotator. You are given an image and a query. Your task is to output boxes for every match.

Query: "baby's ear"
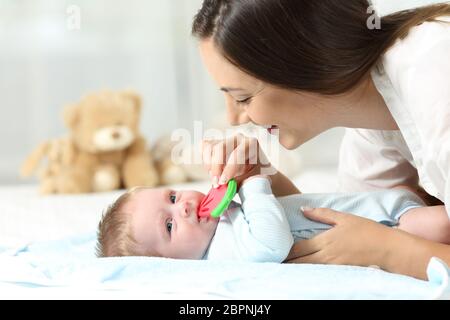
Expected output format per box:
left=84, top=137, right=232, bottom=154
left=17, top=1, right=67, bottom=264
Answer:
left=63, top=104, right=80, bottom=130
left=121, top=90, right=142, bottom=116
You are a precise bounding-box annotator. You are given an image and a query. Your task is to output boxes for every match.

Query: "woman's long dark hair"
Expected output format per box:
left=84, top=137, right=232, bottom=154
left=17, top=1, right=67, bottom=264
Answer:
left=192, top=0, right=450, bottom=95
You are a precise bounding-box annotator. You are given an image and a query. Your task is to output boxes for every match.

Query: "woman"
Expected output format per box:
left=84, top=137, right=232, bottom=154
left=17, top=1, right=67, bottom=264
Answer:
left=192, top=0, right=450, bottom=280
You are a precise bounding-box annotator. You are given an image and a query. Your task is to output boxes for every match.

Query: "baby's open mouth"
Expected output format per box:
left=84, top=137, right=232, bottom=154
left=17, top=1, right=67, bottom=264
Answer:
left=196, top=204, right=207, bottom=222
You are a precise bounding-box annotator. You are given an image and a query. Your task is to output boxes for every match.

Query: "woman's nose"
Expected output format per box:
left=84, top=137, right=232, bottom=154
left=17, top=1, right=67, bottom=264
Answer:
left=226, top=101, right=250, bottom=126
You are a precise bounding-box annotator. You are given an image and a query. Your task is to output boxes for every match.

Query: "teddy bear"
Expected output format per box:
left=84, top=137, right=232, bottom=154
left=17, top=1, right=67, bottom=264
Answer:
left=20, top=90, right=159, bottom=194
left=151, top=135, right=209, bottom=185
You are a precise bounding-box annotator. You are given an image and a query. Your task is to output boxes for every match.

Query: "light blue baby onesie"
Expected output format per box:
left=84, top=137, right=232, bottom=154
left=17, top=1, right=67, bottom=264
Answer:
left=203, top=177, right=425, bottom=262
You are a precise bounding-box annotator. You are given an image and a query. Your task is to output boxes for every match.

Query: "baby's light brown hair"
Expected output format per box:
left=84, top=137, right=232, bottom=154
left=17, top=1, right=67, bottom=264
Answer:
left=96, top=190, right=139, bottom=257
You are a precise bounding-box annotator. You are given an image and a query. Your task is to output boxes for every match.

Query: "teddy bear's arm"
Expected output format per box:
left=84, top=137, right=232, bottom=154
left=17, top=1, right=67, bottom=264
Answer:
left=122, top=136, right=159, bottom=188
left=20, top=141, right=50, bottom=178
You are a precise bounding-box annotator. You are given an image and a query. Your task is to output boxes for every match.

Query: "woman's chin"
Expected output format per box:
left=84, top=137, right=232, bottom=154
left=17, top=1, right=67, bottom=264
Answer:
left=280, top=135, right=302, bottom=150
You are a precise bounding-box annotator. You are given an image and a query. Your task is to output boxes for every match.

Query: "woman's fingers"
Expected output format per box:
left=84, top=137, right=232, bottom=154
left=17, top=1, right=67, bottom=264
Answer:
left=210, top=142, right=226, bottom=186
left=285, top=253, right=321, bottom=264
left=201, top=140, right=214, bottom=174
left=201, top=136, right=244, bottom=185
left=202, top=135, right=266, bottom=186
left=219, top=138, right=250, bottom=185
left=202, top=139, right=228, bottom=186
left=302, top=207, right=345, bottom=226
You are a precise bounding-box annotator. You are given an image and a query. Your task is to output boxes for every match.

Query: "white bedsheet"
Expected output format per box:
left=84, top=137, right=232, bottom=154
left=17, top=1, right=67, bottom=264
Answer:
left=1, top=168, right=449, bottom=299
left=1, top=235, right=449, bottom=300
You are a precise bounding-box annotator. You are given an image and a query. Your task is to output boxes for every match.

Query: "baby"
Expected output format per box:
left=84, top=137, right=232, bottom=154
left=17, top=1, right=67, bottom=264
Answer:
left=97, top=175, right=445, bottom=262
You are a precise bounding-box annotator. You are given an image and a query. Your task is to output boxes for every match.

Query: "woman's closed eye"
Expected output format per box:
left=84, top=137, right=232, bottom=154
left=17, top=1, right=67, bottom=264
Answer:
left=236, top=97, right=252, bottom=106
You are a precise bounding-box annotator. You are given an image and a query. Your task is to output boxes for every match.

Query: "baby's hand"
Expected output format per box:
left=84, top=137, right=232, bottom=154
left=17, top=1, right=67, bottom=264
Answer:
left=241, top=174, right=272, bottom=186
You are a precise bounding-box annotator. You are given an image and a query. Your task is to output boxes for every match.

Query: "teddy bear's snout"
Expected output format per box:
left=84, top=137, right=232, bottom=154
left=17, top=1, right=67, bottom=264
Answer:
left=111, top=131, right=121, bottom=140
left=93, top=126, right=134, bottom=152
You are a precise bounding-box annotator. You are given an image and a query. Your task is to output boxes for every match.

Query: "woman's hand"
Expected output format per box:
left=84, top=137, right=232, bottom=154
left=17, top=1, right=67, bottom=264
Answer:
left=286, top=207, right=450, bottom=280
left=202, top=134, right=271, bottom=188
left=202, top=134, right=300, bottom=196
left=286, top=208, right=391, bottom=266
left=285, top=208, right=432, bottom=278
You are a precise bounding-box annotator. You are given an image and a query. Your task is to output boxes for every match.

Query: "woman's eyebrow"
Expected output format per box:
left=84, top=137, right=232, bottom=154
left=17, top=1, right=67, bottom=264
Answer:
left=220, top=87, right=245, bottom=93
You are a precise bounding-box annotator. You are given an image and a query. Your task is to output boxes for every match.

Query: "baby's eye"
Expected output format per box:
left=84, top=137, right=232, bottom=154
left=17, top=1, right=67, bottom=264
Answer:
left=169, top=193, right=176, bottom=204
left=166, top=220, right=173, bottom=234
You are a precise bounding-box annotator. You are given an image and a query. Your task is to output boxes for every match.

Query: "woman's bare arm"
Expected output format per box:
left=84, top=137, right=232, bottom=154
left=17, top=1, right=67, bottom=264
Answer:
left=270, top=171, right=301, bottom=197
left=384, top=228, right=450, bottom=279
left=285, top=208, right=450, bottom=280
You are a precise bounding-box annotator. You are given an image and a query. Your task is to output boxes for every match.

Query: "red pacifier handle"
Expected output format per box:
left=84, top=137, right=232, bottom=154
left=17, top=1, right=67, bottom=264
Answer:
left=197, top=184, right=228, bottom=218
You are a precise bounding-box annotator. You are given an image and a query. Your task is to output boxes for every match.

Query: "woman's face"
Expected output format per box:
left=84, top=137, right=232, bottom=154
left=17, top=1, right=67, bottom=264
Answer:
left=199, top=39, right=333, bottom=150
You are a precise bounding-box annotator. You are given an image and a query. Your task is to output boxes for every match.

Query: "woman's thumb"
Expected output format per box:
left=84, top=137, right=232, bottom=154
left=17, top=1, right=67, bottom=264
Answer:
left=301, top=207, right=342, bottom=226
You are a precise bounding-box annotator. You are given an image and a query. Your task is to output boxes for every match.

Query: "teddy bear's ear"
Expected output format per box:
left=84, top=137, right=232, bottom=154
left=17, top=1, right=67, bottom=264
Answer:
left=121, top=90, right=141, bottom=116
left=63, top=104, right=79, bottom=129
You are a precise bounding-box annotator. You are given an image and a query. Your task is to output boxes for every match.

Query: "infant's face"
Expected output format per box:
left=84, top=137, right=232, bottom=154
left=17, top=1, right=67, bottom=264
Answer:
left=124, top=188, right=218, bottom=259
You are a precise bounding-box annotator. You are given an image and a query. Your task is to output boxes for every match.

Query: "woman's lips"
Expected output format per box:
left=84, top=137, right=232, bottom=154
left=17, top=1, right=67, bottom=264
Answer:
left=267, top=125, right=279, bottom=135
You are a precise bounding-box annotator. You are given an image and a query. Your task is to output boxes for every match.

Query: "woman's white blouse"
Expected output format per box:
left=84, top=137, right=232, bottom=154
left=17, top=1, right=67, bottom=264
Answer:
left=339, top=17, right=450, bottom=216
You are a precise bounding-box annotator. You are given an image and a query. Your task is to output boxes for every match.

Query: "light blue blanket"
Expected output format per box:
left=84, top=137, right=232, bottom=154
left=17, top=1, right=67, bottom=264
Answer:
left=0, top=233, right=449, bottom=299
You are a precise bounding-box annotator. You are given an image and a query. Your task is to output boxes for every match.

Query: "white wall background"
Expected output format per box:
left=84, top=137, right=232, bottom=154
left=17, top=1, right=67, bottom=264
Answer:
left=372, top=0, right=447, bottom=15
left=0, top=0, right=444, bottom=184
left=0, top=0, right=221, bottom=184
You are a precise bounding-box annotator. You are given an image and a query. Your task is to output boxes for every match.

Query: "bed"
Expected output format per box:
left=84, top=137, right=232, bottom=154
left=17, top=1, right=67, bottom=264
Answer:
left=1, top=168, right=449, bottom=299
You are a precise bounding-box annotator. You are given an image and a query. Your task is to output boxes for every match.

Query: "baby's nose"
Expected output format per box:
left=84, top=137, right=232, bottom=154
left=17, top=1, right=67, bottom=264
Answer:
left=178, top=202, right=190, bottom=218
